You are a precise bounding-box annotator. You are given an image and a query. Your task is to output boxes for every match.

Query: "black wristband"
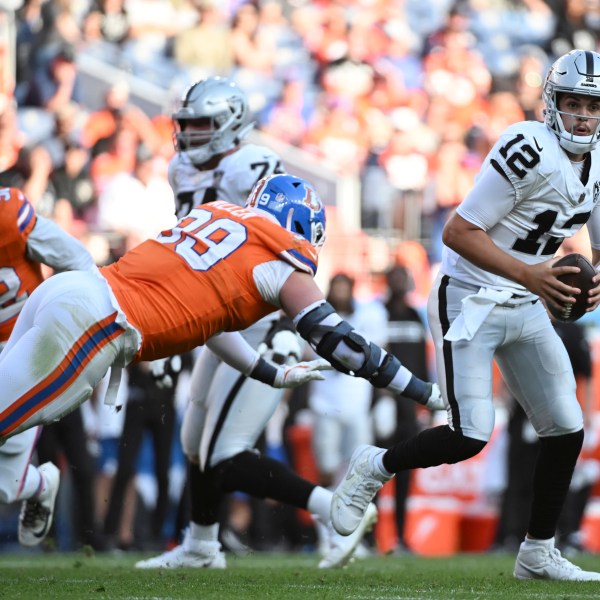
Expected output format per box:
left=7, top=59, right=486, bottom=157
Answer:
left=249, top=357, right=279, bottom=386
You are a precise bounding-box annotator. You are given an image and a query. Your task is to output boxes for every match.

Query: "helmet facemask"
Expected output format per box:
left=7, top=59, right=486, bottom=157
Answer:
left=283, top=206, right=327, bottom=250
left=173, top=77, right=254, bottom=166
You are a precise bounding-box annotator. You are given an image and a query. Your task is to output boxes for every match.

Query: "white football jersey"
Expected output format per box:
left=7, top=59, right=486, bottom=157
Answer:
left=168, top=144, right=284, bottom=218
left=443, top=121, right=600, bottom=294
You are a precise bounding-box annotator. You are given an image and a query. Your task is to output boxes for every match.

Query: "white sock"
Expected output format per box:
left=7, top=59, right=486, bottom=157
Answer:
left=523, top=536, right=554, bottom=548
left=373, top=451, right=393, bottom=477
left=18, top=465, right=44, bottom=501
left=307, top=486, right=333, bottom=523
left=189, top=522, right=219, bottom=543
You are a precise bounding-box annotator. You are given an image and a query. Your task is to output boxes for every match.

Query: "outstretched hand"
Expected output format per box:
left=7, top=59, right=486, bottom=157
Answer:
left=273, top=358, right=333, bottom=388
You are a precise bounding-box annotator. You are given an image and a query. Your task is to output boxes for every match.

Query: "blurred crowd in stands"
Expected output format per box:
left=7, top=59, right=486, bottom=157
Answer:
left=3, top=0, right=598, bottom=263
left=0, top=0, right=599, bottom=556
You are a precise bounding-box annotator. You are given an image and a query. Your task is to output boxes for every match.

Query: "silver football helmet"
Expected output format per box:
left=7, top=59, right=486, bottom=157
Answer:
left=543, top=49, right=600, bottom=154
left=173, top=77, right=254, bottom=166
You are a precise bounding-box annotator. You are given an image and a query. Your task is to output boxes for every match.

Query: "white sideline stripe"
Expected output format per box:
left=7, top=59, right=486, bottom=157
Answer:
left=347, top=595, right=600, bottom=600
left=124, top=597, right=178, bottom=600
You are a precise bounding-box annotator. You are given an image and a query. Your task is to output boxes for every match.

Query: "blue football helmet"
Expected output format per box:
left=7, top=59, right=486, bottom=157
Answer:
left=246, top=174, right=326, bottom=249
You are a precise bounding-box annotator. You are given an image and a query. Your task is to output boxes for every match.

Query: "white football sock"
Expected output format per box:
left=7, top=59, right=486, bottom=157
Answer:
left=307, top=486, right=333, bottom=523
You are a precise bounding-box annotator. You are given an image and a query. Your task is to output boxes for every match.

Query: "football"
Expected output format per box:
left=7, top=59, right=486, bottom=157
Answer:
left=549, top=253, right=597, bottom=322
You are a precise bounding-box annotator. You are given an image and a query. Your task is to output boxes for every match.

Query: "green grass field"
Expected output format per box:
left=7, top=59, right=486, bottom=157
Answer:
left=1, top=550, right=600, bottom=600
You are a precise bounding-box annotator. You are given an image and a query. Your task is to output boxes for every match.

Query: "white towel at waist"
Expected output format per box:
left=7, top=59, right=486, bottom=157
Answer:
left=444, top=288, right=513, bottom=342
left=103, top=365, right=124, bottom=410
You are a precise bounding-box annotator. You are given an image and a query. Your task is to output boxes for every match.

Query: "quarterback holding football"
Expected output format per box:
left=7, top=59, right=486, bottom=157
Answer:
left=332, top=49, right=600, bottom=581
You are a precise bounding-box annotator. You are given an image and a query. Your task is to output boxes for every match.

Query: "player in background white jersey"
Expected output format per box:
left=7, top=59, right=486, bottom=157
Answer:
left=138, top=78, right=382, bottom=569
left=0, top=187, right=94, bottom=547
left=307, top=273, right=388, bottom=555
left=331, top=50, right=600, bottom=581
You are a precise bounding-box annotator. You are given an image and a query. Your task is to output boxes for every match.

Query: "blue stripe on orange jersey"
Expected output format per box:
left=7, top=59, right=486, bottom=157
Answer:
left=279, top=249, right=317, bottom=276
left=0, top=313, right=124, bottom=437
left=17, top=198, right=35, bottom=234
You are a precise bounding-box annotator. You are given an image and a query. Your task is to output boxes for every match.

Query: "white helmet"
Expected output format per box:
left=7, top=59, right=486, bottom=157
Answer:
left=173, top=77, right=254, bottom=166
left=543, top=49, right=600, bottom=154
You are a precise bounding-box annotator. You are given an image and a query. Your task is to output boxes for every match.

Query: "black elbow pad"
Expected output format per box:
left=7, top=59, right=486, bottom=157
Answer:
left=296, top=302, right=351, bottom=373
left=369, top=353, right=400, bottom=388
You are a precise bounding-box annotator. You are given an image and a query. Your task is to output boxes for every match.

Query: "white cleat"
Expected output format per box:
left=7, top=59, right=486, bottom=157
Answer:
left=313, top=514, right=331, bottom=558
left=318, top=503, right=378, bottom=569
left=135, top=534, right=226, bottom=569
left=331, top=445, right=392, bottom=536
left=19, top=462, right=60, bottom=547
left=514, top=538, right=600, bottom=581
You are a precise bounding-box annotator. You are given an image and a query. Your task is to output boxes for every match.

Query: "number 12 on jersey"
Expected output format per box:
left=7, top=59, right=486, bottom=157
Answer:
left=499, top=134, right=541, bottom=179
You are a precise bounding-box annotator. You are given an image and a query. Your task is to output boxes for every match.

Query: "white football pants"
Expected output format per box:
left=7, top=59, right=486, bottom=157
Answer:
left=428, top=273, right=583, bottom=441
left=0, top=270, right=139, bottom=441
left=180, top=316, right=286, bottom=471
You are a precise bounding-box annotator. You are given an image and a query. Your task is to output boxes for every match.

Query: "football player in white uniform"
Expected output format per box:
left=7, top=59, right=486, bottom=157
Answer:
left=137, top=78, right=385, bottom=569
left=331, top=50, right=600, bottom=581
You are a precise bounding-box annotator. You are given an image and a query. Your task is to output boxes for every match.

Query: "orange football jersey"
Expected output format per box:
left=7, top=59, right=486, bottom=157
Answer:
left=0, top=188, right=41, bottom=342
left=101, top=201, right=319, bottom=361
